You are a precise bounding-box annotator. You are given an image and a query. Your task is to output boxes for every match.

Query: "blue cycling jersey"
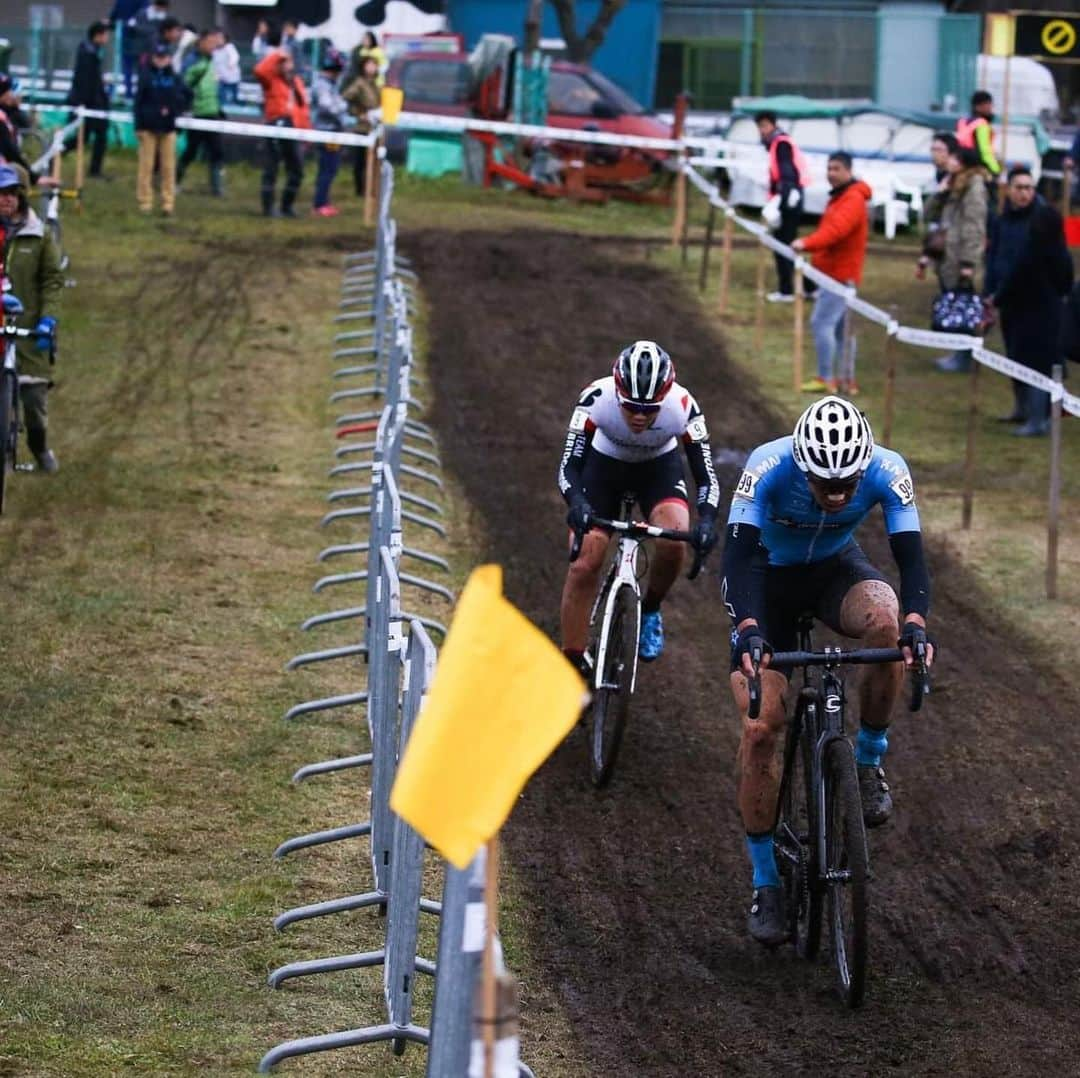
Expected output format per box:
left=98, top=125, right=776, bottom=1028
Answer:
left=726, top=436, right=921, bottom=566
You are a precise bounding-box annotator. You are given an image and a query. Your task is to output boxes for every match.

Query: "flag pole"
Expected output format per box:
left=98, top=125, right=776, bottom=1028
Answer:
left=483, top=833, right=500, bottom=1078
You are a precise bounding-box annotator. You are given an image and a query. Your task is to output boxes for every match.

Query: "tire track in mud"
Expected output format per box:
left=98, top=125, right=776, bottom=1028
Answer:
left=411, top=229, right=1080, bottom=1077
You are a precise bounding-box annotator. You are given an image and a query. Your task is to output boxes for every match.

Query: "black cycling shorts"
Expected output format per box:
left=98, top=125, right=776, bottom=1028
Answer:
left=729, top=542, right=890, bottom=671
left=580, top=448, right=689, bottom=522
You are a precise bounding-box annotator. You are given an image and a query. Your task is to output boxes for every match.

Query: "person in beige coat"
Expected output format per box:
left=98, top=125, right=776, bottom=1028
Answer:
left=917, top=146, right=987, bottom=372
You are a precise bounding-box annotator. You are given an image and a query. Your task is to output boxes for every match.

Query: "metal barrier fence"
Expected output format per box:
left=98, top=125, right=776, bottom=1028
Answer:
left=260, top=161, right=532, bottom=1076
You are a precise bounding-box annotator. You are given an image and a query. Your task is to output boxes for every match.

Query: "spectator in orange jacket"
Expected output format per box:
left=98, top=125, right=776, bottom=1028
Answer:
left=793, top=152, right=872, bottom=394
left=253, top=21, right=310, bottom=217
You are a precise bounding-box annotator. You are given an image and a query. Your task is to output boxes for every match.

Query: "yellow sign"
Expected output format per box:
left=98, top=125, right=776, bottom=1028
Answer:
left=986, top=13, right=1015, bottom=58
left=380, top=86, right=404, bottom=126
left=1041, top=19, right=1077, bottom=56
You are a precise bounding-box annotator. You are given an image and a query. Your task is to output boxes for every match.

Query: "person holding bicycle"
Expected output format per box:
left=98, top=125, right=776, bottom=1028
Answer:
left=721, top=396, right=934, bottom=945
left=0, top=164, right=63, bottom=473
left=558, top=340, right=721, bottom=667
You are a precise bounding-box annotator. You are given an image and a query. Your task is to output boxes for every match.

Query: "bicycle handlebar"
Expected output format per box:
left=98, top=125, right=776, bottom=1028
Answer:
left=2, top=324, right=57, bottom=365
left=569, top=515, right=708, bottom=579
left=745, top=646, right=930, bottom=717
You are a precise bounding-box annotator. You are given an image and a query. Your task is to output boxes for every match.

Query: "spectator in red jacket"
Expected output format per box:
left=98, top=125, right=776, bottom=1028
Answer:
left=253, top=21, right=310, bottom=218
left=793, top=152, right=871, bottom=395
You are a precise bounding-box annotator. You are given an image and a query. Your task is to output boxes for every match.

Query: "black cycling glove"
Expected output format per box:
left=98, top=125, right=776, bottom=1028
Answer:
left=898, top=620, right=932, bottom=661
left=692, top=518, right=718, bottom=557
left=734, top=624, right=773, bottom=668
left=566, top=496, right=593, bottom=536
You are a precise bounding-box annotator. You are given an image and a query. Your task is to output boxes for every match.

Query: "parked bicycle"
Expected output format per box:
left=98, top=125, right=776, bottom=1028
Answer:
left=1, top=293, right=55, bottom=512
left=746, top=616, right=929, bottom=1007
left=572, top=494, right=705, bottom=787
left=39, top=184, right=77, bottom=276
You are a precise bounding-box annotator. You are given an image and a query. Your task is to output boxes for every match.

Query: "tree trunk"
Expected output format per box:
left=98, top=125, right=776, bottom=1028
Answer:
left=548, top=0, right=630, bottom=62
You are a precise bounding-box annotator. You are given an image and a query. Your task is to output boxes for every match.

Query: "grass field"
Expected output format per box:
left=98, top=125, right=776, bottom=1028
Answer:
left=1, top=150, right=1076, bottom=1076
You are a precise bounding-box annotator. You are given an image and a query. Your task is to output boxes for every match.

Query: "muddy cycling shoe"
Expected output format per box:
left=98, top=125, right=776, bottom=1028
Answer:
left=638, top=610, right=665, bottom=662
left=858, top=764, right=893, bottom=827
left=748, top=885, right=787, bottom=947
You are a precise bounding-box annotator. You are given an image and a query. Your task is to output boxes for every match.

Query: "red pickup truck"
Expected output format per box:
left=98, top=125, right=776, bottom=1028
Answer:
left=384, top=52, right=670, bottom=148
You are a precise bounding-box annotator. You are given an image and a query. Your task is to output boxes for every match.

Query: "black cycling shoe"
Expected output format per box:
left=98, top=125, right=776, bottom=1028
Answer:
left=858, top=764, right=894, bottom=827
left=748, top=885, right=787, bottom=947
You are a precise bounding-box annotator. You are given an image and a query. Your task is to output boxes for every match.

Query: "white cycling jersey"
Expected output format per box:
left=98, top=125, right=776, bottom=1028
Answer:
left=568, top=377, right=708, bottom=463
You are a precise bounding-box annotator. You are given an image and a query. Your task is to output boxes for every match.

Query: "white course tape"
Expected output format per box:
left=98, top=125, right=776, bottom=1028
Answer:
left=76, top=106, right=379, bottom=147
left=1064, top=392, right=1080, bottom=417
left=394, top=109, right=683, bottom=151
left=29, top=118, right=82, bottom=174
left=846, top=293, right=893, bottom=328
left=972, top=347, right=1063, bottom=398
left=896, top=326, right=983, bottom=352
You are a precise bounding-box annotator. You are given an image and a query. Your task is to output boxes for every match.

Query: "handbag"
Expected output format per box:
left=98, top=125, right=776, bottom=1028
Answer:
left=931, top=288, right=984, bottom=334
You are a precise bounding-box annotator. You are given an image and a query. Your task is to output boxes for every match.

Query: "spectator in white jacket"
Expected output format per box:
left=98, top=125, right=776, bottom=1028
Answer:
left=213, top=31, right=241, bottom=107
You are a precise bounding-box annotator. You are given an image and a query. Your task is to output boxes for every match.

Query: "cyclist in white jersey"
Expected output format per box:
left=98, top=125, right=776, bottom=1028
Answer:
left=557, top=340, right=721, bottom=665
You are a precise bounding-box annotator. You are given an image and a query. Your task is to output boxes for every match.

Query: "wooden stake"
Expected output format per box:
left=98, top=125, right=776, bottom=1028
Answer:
left=698, top=203, right=715, bottom=293
left=482, top=835, right=499, bottom=1078
left=74, top=114, right=85, bottom=191
left=753, top=242, right=766, bottom=353
left=882, top=319, right=898, bottom=446
left=362, top=136, right=378, bottom=226
left=680, top=179, right=690, bottom=269
left=671, top=152, right=687, bottom=250
left=718, top=212, right=734, bottom=315
left=1046, top=364, right=1064, bottom=600
left=961, top=361, right=979, bottom=530
left=792, top=265, right=804, bottom=392
left=998, top=55, right=1012, bottom=212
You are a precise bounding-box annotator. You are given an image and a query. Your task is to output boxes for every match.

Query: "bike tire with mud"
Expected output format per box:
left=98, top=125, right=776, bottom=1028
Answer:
left=589, top=584, right=637, bottom=788
left=825, top=737, right=869, bottom=1008
left=780, top=699, right=824, bottom=960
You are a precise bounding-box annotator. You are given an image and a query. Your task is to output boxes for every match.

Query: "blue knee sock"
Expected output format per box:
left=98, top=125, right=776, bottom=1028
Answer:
left=746, top=831, right=779, bottom=889
left=855, top=724, right=889, bottom=767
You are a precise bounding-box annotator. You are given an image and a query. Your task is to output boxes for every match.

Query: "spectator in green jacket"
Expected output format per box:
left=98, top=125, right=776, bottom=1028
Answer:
left=176, top=28, right=225, bottom=196
left=0, top=165, right=64, bottom=473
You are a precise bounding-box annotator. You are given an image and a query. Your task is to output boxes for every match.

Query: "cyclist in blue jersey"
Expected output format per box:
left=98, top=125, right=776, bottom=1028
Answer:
left=721, top=396, right=935, bottom=946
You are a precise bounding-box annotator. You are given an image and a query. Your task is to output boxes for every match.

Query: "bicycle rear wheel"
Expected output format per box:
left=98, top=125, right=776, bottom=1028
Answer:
left=0, top=372, right=16, bottom=515
left=588, top=584, right=637, bottom=788
left=779, top=700, right=823, bottom=960
left=825, top=737, right=869, bottom=1008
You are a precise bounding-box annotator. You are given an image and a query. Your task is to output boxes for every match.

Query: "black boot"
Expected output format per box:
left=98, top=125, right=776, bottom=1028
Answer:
left=261, top=185, right=276, bottom=217
left=210, top=164, right=224, bottom=197
left=280, top=188, right=298, bottom=218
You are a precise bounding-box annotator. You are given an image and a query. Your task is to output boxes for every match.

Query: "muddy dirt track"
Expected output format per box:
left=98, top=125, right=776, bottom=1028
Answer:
left=411, top=231, right=1080, bottom=1076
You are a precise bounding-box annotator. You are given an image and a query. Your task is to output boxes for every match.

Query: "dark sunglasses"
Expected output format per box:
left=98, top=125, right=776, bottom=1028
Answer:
left=809, top=474, right=862, bottom=496
left=618, top=398, right=662, bottom=415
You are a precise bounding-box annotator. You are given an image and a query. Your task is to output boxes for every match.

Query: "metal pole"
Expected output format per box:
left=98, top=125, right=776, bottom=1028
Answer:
left=698, top=203, right=715, bottom=293
left=792, top=265, right=805, bottom=392
left=882, top=319, right=898, bottom=446
left=718, top=211, right=734, bottom=315
left=1046, top=364, right=1064, bottom=600
left=998, top=54, right=1011, bottom=212
left=961, top=361, right=979, bottom=530
left=753, top=241, right=766, bottom=353
left=482, top=835, right=499, bottom=1078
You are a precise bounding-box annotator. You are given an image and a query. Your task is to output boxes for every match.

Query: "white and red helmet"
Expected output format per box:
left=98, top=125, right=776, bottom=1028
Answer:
left=613, top=340, right=675, bottom=405
left=793, top=396, right=874, bottom=481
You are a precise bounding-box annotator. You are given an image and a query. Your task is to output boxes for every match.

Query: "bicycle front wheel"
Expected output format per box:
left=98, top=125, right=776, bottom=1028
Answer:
left=825, top=738, right=869, bottom=1008
left=780, top=701, right=823, bottom=960
left=588, top=584, right=637, bottom=788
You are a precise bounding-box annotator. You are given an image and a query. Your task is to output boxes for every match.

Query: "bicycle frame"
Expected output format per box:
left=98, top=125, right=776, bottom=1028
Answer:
left=589, top=495, right=643, bottom=696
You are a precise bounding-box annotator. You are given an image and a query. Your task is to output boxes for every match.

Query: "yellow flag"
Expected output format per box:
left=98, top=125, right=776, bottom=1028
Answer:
left=381, top=86, right=404, bottom=125
left=390, top=565, right=585, bottom=869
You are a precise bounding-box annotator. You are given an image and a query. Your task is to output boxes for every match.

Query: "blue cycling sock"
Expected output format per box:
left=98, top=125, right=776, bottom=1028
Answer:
left=746, top=831, right=780, bottom=889
left=855, top=724, right=889, bottom=768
